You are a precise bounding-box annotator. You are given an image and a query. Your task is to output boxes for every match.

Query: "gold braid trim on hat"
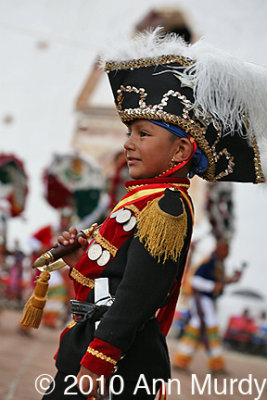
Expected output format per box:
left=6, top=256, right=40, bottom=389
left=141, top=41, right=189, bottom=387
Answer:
left=70, top=268, right=95, bottom=289
left=105, top=55, right=193, bottom=72
left=87, top=348, right=117, bottom=365
left=252, top=135, right=265, bottom=183
left=136, top=195, right=188, bottom=263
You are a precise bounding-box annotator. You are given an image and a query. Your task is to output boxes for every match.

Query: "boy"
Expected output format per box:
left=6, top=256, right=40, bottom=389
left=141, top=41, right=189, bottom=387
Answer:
left=41, top=30, right=266, bottom=399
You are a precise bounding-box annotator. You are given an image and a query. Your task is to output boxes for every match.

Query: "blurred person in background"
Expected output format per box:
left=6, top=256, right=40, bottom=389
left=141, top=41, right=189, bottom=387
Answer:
left=28, top=208, right=73, bottom=328
left=173, top=238, right=242, bottom=373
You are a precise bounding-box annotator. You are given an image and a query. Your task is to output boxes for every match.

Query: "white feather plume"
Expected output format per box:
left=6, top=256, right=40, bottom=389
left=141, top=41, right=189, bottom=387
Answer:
left=184, top=41, right=267, bottom=142
left=101, top=29, right=267, bottom=145
left=101, top=27, right=189, bottom=65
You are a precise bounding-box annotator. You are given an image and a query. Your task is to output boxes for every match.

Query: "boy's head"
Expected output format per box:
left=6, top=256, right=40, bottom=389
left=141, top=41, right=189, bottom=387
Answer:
left=124, top=119, right=195, bottom=179
left=104, top=29, right=266, bottom=184
left=215, top=238, right=230, bottom=261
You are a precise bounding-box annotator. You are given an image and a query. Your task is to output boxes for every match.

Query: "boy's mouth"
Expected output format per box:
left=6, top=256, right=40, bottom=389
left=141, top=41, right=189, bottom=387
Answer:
left=127, top=157, right=141, bottom=166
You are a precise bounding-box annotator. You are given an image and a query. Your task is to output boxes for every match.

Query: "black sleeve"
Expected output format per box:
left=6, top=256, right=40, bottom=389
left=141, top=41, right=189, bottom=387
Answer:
left=94, top=235, right=179, bottom=352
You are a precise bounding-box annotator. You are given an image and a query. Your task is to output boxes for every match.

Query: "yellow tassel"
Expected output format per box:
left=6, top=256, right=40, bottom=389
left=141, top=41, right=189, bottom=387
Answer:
left=20, top=270, right=50, bottom=329
left=136, top=197, right=187, bottom=263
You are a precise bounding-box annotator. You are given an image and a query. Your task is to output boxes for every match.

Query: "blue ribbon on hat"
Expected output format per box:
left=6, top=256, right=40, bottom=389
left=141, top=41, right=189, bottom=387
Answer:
left=150, top=120, right=208, bottom=178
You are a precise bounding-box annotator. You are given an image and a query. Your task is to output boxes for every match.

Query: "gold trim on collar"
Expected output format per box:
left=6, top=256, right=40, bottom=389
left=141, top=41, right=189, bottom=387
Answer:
left=126, top=183, right=190, bottom=192
left=113, top=188, right=167, bottom=212
left=114, top=184, right=191, bottom=213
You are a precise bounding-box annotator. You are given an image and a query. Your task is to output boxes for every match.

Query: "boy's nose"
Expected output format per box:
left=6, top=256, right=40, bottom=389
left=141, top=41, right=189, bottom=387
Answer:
left=124, top=135, right=136, bottom=151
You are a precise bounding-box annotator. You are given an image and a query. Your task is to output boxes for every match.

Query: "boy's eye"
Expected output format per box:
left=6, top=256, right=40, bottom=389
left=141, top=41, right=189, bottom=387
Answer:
left=140, top=131, right=150, bottom=137
left=126, top=131, right=131, bottom=138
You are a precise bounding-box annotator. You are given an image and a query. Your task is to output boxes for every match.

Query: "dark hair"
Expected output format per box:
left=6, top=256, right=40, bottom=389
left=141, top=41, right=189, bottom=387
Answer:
left=168, top=131, right=180, bottom=142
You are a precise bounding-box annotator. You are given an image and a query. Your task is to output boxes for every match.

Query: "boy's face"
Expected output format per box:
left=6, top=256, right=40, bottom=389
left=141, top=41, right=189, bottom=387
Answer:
left=124, top=120, right=180, bottom=179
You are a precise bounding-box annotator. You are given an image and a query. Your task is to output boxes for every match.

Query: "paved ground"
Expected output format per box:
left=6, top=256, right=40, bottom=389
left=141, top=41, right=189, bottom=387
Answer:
left=0, top=309, right=58, bottom=400
left=168, top=338, right=267, bottom=400
left=0, top=309, right=267, bottom=400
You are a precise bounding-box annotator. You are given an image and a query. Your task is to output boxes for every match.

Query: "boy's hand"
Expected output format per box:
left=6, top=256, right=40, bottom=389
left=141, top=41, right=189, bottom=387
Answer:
left=229, top=269, right=242, bottom=283
left=224, top=270, right=242, bottom=284
left=77, top=365, right=106, bottom=399
left=53, top=226, right=88, bottom=268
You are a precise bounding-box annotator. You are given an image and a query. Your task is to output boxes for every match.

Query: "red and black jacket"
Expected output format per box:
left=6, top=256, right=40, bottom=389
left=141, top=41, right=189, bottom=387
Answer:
left=55, top=177, right=194, bottom=380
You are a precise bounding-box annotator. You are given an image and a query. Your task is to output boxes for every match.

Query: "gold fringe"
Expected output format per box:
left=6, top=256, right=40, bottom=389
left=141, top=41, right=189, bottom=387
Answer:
left=136, top=197, right=187, bottom=263
left=20, top=271, right=50, bottom=329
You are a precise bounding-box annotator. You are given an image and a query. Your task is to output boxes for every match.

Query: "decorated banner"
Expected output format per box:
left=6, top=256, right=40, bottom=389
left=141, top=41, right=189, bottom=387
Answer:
left=205, top=182, right=234, bottom=241
left=43, top=153, right=105, bottom=219
left=0, top=153, right=28, bottom=218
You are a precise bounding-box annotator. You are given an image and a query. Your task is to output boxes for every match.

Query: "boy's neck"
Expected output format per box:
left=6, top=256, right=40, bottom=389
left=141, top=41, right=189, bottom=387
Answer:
left=170, top=171, right=189, bottom=178
left=126, top=176, right=190, bottom=187
left=165, top=163, right=191, bottom=179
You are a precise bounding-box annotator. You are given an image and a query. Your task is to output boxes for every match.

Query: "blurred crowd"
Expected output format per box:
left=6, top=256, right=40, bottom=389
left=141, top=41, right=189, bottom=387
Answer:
left=224, top=309, right=267, bottom=356
left=0, top=211, right=74, bottom=333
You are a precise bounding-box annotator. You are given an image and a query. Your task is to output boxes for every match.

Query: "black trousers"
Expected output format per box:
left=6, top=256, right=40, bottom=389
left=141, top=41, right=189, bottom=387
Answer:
left=42, top=371, right=161, bottom=400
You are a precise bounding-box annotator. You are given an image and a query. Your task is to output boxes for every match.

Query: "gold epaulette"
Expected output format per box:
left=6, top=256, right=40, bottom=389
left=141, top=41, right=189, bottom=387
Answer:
left=136, top=194, right=188, bottom=263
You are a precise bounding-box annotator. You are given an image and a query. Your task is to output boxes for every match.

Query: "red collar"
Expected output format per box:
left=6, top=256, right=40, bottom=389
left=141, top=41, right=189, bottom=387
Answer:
left=125, top=177, right=190, bottom=191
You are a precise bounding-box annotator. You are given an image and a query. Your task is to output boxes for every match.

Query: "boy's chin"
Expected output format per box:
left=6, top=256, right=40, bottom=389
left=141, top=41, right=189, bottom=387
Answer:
left=129, top=173, right=155, bottom=180
left=128, top=167, right=159, bottom=180
left=129, top=174, right=146, bottom=180
left=128, top=169, right=143, bottom=180
left=129, top=174, right=143, bottom=180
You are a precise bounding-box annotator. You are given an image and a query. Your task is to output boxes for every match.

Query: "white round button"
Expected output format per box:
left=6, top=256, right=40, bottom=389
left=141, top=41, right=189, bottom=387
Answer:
left=123, top=215, right=137, bottom=232
left=88, top=243, right=102, bottom=261
left=110, top=210, right=120, bottom=219
left=97, top=250, right=111, bottom=267
left=116, top=209, right=132, bottom=224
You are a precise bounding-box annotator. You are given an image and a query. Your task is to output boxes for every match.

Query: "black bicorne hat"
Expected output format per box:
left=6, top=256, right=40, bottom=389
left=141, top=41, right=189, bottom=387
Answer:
left=104, top=29, right=266, bottom=183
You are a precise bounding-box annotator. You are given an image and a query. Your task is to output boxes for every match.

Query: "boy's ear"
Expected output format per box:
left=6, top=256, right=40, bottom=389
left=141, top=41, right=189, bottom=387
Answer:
left=172, top=138, right=194, bottom=162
